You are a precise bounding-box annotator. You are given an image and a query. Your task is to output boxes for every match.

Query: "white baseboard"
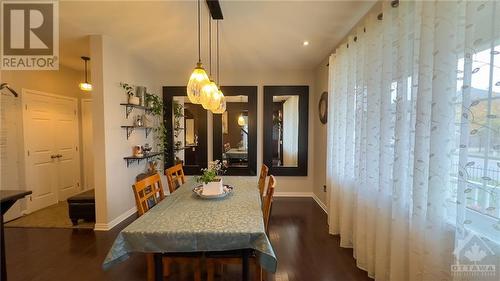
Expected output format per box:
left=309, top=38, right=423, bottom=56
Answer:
left=94, top=206, right=137, bottom=231
left=274, top=192, right=328, bottom=214
left=274, top=191, right=314, bottom=197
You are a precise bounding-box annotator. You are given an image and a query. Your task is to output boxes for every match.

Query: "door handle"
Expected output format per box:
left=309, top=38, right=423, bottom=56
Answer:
left=51, top=155, right=58, bottom=159
left=56, top=154, right=63, bottom=158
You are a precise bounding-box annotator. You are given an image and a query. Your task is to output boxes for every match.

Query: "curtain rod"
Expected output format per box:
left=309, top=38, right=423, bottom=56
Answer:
left=326, top=0, right=399, bottom=65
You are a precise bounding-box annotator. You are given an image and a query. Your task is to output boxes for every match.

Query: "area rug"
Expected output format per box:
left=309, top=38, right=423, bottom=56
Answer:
left=5, top=201, right=94, bottom=229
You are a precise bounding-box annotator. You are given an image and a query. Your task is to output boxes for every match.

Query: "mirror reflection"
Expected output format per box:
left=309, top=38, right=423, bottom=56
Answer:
left=272, top=95, right=299, bottom=167
left=222, top=95, right=249, bottom=168
left=173, top=96, right=201, bottom=167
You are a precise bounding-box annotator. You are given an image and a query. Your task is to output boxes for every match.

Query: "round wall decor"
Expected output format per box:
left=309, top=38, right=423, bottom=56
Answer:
left=318, top=91, right=328, bottom=124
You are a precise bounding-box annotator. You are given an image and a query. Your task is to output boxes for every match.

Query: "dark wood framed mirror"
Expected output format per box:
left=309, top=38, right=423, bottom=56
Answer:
left=263, top=86, right=308, bottom=176
left=163, top=86, right=207, bottom=175
left=213, top=86, right=257, bottom=176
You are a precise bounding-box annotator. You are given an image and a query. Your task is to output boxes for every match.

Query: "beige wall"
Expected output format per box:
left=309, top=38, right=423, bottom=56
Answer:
left=90, top=35, right=162, bottom=228
left=0, top=65, right=87, bottom=220
left=312, top=57, right=330, bottom=208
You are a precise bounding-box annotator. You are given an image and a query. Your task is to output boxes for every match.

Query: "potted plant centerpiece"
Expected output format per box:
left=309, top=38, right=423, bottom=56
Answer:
left=197, top=160, right=225, bottom=196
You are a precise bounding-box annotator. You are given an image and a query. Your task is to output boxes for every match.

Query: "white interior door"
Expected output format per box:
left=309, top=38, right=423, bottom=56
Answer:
left=23, top=90, right=80, bottom=213
left=53, top=98, right=80, bottom=200
left=23, top=92, right=58, bottom=213
left=81, top=99, right=93, bottom=191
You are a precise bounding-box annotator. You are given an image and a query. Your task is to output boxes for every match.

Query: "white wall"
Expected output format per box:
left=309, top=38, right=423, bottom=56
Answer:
left=312, top=57, right=330, bottom=208
left=90, top=35, right=162, bottom=229
left=0, top=65, right=87, bottom=221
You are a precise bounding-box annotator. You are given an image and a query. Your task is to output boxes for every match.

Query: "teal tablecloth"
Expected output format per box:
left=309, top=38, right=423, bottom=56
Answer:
left=102, top=176, right=277, bottom=273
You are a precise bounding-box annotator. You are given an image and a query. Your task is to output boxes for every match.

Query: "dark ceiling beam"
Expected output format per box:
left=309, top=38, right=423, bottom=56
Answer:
left=206, top=0, right=223, bottom=20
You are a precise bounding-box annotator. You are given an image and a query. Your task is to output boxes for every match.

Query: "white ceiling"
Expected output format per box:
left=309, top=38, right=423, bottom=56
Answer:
left=59, top=0, right=376, bottom=73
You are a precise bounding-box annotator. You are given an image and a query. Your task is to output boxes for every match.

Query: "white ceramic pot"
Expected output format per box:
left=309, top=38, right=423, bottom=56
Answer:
left=202, top=180, right=223, bottom=196
left=129, top=96, right=140, bottom=105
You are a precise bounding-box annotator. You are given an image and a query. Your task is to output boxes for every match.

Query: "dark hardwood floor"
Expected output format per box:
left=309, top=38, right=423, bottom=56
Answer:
left=5, top=197, right=371, bottom=281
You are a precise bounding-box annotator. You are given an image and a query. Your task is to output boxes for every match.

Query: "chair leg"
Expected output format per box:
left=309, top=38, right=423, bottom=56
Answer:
left=206, top=259, right=215, bottom=281
left=146, top=254, right=154, bottom=281
left=253, top=263, right=262, bottom=281
left=193, top=258, right=201, bottom=281
left=163, top=257, right=171, bottom=278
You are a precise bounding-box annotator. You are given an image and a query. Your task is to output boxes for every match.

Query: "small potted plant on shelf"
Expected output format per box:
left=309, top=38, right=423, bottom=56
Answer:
left=197, top=160, right=225, bottom=195
left=120, top=82, right=140, bottom=105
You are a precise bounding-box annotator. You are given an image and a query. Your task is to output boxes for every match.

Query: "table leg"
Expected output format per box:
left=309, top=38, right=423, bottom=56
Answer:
left=242, top=249, right=249, bottom=281
left=154, top=253, right=163, bottom=281
left=1, top=211, right=6, bottom=281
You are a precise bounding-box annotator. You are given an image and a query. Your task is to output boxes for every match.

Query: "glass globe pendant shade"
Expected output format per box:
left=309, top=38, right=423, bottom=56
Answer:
left=79, top=82, right=92, bottom=91
left=205, top=83, right=222, bottom=111
left=211, top=90, right=226, bottom=114
left=200, top=80, right=219, bottom=110
left=187, top=62, right=210, bottom=104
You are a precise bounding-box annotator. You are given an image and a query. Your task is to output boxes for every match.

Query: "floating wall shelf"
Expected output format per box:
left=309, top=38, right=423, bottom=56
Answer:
left=123, top=152, right=162, bottom=167
left=120, top=103, right=152, bottom=119
left=121, top=126, right=153, bottom=140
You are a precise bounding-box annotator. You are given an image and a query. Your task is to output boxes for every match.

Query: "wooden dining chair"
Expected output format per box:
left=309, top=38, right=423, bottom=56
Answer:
left=165, top=163, right=186, bottom=194
left=133, top=173, right=165, bottom=216
left=206, top=175, right=277, bottom=281
left=132, top=173, right=201, bottom=281
left=258, top=164, right=269, bottom=200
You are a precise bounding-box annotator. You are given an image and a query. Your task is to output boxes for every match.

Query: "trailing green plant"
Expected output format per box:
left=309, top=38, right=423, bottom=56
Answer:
left=154, top=123, right=168, bottom=152
left=173, top=101, right=184, bottom=138
left=173, top=101, right=184, bottom=118
left=120, top=82, right=135, bottom=97
left=145, top=93, right=162, bottom=116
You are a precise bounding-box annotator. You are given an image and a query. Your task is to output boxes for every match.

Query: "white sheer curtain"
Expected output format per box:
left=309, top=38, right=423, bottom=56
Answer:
left=327, top=1, right=500, bottom=280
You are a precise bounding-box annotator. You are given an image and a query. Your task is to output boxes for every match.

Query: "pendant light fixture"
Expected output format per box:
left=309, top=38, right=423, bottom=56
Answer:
left=79, top=56, right=92, bottom=92
left=200, top=16, right=219, bottom=110
left=187, top=0, right=210, bottom=104
left=211, top=20, right=226, bottom=114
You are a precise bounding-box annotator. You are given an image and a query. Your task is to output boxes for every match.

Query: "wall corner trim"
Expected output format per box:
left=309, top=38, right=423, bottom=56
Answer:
left=312, top=193, right=327, bottom=214
left=94, top=206, right=137, bottom=231
left=274, top=192, right=328, bottom=214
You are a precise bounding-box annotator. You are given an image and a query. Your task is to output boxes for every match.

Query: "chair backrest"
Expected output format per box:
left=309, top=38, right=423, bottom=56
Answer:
left=262, top=175, right=276, bottom=232
left=132, top=173, right=165, bottom=216
left=165, top=163, right=186, bottom=193
left=258, top=164, right=269, bottom=199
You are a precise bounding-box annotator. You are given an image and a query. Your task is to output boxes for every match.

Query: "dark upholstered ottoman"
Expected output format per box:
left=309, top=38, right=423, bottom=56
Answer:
left=67, top=189, right=95, bottom=225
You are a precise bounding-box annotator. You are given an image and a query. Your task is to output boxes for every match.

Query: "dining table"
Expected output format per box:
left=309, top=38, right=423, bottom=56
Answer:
left=1, top=189, right=32, bottom=281
left=103, top=176, right=277, bottom=281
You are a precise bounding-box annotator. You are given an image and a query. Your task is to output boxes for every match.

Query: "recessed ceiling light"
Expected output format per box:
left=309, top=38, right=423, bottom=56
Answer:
left=303, top=41, right=310, bottom=46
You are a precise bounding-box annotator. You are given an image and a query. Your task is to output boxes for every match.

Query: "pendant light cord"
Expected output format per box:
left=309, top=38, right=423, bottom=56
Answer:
left=217, top=20, right=220, bottom=85
left=209, top=16, right=212, bottom=77
left=197, top=0, right=201, bottom=63
left=84, top=60, right=88, bottom=83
